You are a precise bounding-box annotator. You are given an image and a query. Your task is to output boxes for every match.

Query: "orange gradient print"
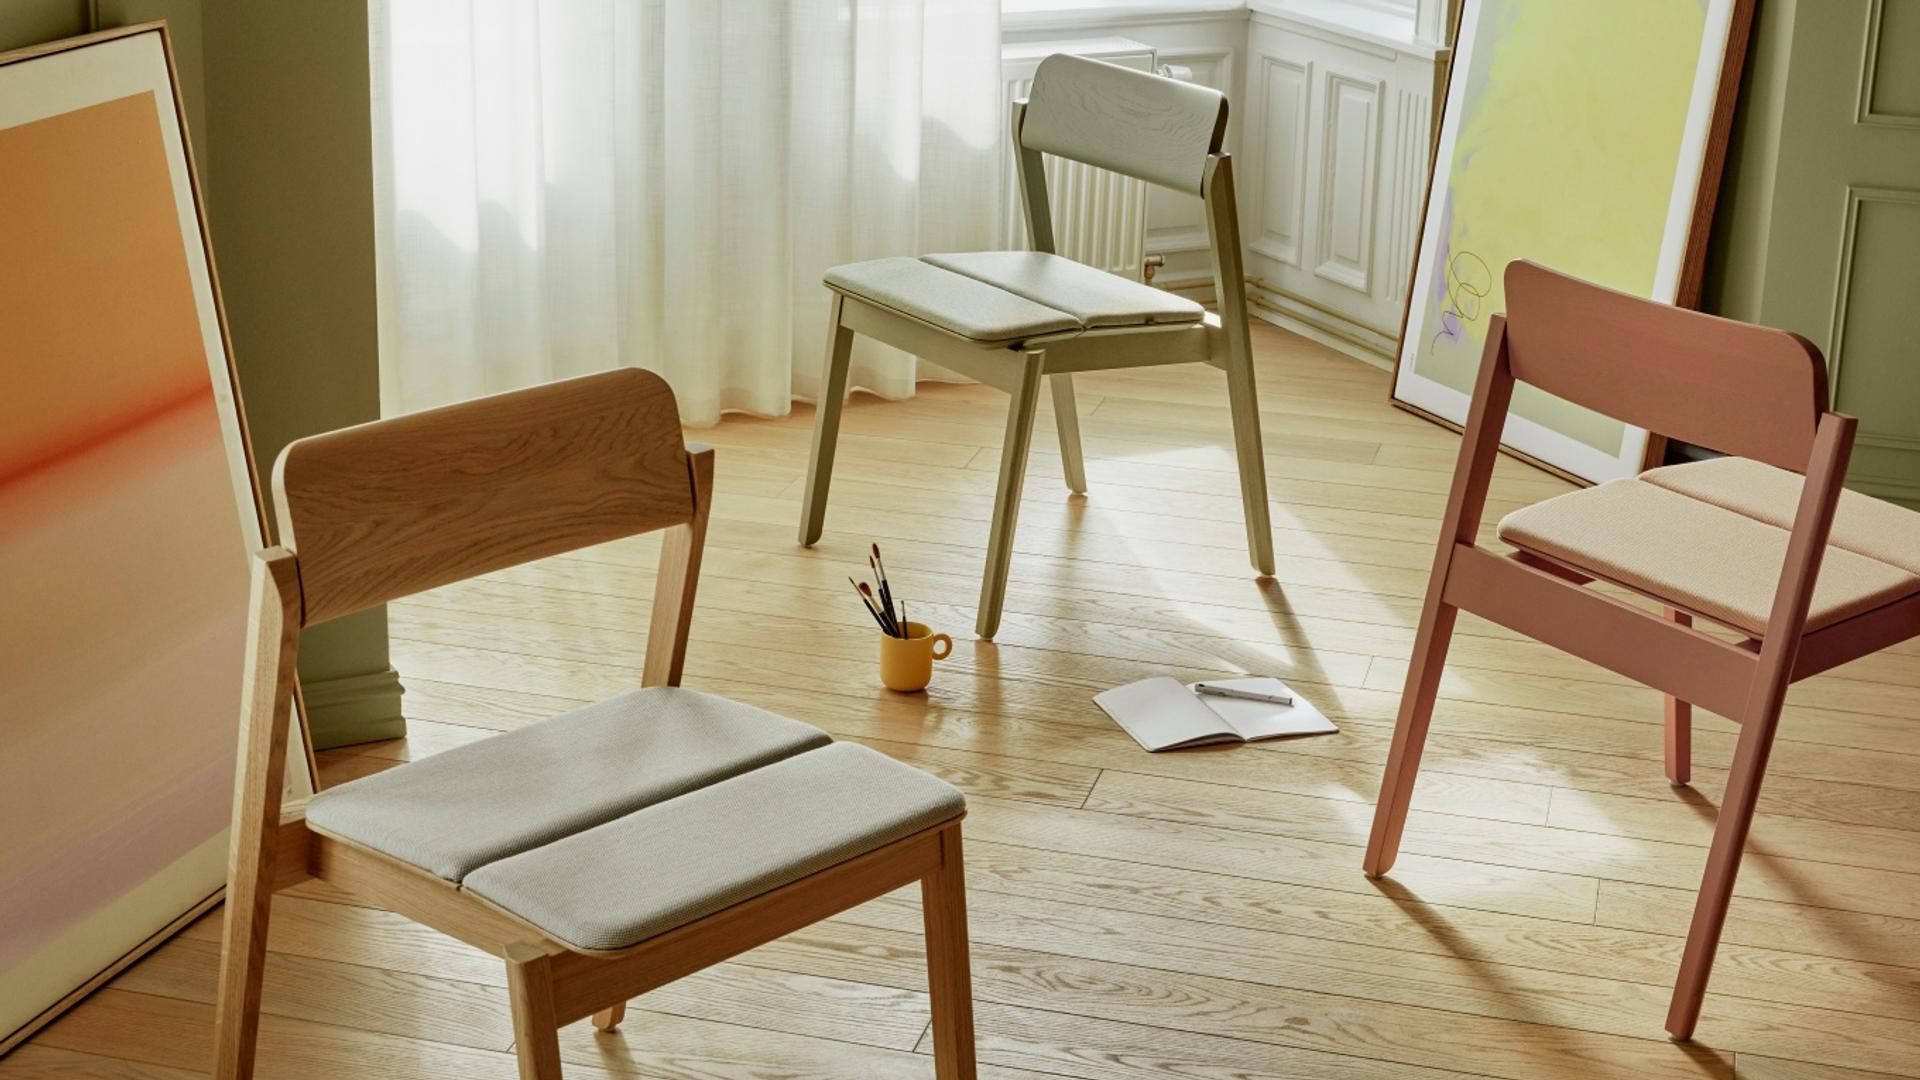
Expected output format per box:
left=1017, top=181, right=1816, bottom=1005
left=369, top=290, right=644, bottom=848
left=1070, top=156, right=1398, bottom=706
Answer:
left=0, top=91, right=252, bottom=1023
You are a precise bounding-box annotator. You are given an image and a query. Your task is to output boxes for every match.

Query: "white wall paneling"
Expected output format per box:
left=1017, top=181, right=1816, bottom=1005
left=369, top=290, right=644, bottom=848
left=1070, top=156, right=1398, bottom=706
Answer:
left=1311, top=69, right=1382, bottom=293
left=1241, top=7, right=1439, bottom=363
left=1249, top=53, right=1310, bottom=269
left=1003, top=2, right=1441, bottom=359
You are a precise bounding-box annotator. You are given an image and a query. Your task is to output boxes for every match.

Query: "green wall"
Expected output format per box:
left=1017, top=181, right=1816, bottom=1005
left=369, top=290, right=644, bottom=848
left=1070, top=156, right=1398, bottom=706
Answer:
left=1706, top=0, right=1920, bottom=508
left=2, top=0, right=405, bottom=747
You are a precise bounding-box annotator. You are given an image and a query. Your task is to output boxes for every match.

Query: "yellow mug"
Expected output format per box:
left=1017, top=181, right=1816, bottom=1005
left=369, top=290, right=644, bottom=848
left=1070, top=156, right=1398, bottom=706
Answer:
left=879, top=621, right=953, bottom=692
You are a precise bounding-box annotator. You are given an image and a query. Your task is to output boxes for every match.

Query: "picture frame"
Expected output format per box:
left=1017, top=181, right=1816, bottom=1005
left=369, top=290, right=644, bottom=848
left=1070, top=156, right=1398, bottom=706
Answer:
left=1389, top=0, right=1758, bottom=485
left=0, top=22, right=316, bottom=1053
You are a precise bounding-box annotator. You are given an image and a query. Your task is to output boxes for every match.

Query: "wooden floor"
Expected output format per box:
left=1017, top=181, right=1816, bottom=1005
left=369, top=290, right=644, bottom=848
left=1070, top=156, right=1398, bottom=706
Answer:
left=13, top=323, right=1920, bottom=1079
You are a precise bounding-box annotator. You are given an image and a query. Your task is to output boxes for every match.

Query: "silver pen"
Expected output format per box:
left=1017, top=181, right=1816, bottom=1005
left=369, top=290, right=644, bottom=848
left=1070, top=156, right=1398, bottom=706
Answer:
left=1193, top=682, right=1293, bottom=706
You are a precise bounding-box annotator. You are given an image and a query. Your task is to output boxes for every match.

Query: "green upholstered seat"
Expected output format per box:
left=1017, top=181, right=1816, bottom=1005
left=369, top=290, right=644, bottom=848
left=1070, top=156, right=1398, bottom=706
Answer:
left=922, top=251, right=1203, bottom=329
left=824, top=251, right=1202, bottom=346
left=824, top=256, right=1079, bottom=344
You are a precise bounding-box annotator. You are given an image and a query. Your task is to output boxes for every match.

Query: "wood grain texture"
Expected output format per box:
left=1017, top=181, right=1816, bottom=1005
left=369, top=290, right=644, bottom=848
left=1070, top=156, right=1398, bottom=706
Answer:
left=274, top=368, right=693, bottom=625
left=503, top=945, right=562, bottom=1079
left=641, top=445, right=713, bottom=687
left=212, top=551, right=303, bottom=1079
left=1502, top=261, right=1828, bottom=471
left=1019, top=52, right=1227, bottom=195
left=23, top=322, right=1920, bottom=1079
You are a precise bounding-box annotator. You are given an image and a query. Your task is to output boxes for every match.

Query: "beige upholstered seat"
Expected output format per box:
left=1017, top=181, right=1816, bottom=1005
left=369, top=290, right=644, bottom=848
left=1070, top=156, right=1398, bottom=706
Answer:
left=307, top=688, right=966, bottom=951
left=824, top=251, right=1203, bottom=346
left=1641, top=457, right=1920, bottom=576
left=1498, top=459, right=1920, bottom=636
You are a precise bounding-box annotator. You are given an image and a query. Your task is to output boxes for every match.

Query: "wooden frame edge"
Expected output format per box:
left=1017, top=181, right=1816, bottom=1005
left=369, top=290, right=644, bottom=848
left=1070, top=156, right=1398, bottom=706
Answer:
left=1383, top=0, right=1761, bottom=483
left=0, top=888, right=224, bottom=1056
left=0, top=22, right=317, bottom=1055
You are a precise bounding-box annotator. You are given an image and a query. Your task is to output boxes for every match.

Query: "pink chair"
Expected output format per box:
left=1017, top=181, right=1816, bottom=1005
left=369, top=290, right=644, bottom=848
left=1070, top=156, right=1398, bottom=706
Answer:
left=1364, top=260, right=1920, bottom=1039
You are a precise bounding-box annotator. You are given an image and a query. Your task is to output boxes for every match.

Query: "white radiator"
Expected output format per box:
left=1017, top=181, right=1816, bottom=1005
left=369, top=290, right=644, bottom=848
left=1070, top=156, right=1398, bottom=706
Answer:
left=1000, top=40, right=1155, bottom=281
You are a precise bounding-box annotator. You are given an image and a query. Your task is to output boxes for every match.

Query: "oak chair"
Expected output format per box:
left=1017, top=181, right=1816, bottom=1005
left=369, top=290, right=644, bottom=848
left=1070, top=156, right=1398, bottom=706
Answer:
left=798, top=52, right=1275, bottom=638
left=1364, top=261, right=1920, bottom=1039
left=212, top=369, right=977, bottom=1079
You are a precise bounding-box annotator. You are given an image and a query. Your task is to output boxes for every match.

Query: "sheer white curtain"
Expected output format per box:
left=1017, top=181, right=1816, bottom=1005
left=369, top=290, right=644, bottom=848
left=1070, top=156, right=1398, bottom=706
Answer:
left=370, top=0, right=1002, bottom=423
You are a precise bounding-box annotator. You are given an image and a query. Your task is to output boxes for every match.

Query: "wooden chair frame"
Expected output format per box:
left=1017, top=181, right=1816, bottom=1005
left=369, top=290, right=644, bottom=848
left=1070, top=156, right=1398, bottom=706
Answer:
left=212, top=370, right=975, bottom=1079
left=798, top=56, right=1275, bottom=639
left=1362, top=263, right=1920, bottom=1040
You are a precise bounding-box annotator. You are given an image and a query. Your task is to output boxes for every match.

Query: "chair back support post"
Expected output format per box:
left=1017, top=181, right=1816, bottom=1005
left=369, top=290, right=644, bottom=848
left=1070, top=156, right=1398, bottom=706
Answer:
left=1502, top=261, right=1828, bottom=470
left=1018, top=52, right=1228, bottom=197
left=643, top=446, right=715, bottom=687
left=1201, top=155, right=1251, bottom=341
left=1733, top=410, right=1858, bottom=706
left=1441, top=315, right=1519, bottom=551
left=212, top=548, right=303, bottom=1080
left=1010, top=101, right=1056, bottom=255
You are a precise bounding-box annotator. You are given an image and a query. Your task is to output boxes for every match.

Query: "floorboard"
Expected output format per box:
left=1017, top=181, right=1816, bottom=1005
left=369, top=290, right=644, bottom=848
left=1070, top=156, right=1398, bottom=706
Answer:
left=12, top=321, right=1918, bottom=1079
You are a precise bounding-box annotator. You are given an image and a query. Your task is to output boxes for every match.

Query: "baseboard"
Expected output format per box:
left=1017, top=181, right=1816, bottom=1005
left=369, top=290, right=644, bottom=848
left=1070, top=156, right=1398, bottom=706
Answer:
left=300, top=665, right=407, bottom=750
left=1151, top=272, right=1400, bottom=373
left=1244, top=288, right=1396, bottom=371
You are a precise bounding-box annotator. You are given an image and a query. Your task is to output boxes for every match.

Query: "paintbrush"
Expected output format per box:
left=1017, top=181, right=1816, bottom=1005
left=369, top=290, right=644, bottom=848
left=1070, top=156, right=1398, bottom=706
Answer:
left=858, top=580, right=899, bottom=637
left=848, top=576, right=891, bottom=634
left=871, top=545, right=896, bottom=631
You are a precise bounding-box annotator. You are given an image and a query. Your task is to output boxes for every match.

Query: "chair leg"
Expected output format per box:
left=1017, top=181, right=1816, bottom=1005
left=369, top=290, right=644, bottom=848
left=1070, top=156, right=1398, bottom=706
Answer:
left=1049, top=373, right=1088, bottom=495
left=977, top=355, right=1045, bottom=639
left=1363, top=600, right=1460, bottom=877
left=1663, top=607, right=1692, bottom=786
left=1222, top=328, right=1276, bottom=576
left=505, top=944, right=565, bottom=1079
left=592, top=1002, right=626, bottom=1032
left=922, top=825, right=977, bottom=1080
left=799, top=293, right=855, bottom=547
left=212, top=869, right=273, bottom=1080
left=1666, top=701, right=1785, bottom=1040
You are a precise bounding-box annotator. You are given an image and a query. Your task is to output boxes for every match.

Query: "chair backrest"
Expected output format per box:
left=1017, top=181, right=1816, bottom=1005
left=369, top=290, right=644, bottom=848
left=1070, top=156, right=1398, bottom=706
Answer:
left=1502, top=260, right=1829, bottom=471
left=273, top=368, right=693, bottom=626
left=1020, top=52, right=1227, bottom=196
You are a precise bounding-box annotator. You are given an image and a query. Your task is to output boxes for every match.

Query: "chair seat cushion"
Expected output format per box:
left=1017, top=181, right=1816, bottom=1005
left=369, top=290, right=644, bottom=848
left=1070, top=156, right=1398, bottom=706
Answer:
left=823, top=251, right=1201, bottom=345
left=824, top=256, right=1079, bottom=344
left=922, top=251, right=1204, bottom=329
left=1641, top=456, right=1920, bottom=577
left=463, top=743, right=966, bottom=951
left=1497, top=477, right=1920, bottom=637
left=305, top=688, right=831, bottom=881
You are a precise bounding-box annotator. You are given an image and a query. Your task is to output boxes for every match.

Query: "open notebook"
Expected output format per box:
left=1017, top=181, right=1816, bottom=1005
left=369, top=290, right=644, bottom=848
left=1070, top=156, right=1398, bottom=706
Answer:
left=1094, top=676, right=1338, bottom=752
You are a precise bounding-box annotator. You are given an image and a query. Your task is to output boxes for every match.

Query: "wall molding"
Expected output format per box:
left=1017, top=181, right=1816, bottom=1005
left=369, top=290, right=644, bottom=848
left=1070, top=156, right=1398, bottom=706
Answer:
left=1384, top=85, right=1430, bottom=306
left=1856, top=0, right=1920, bottom=128
left=1250, top=54, right=1312, bottom=267
left=1824, top=183, right=1920, bottom=394
left=1311, top=69, right=1383, bottom=293
left=301, top=665, right=407, bottom=749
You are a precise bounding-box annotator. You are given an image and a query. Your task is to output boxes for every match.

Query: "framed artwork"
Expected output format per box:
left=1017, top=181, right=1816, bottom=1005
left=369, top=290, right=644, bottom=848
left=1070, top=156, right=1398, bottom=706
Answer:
left=1391, top=0, right=1756, bottom=484
left=0, top=24, right=315, bottom=1052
